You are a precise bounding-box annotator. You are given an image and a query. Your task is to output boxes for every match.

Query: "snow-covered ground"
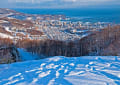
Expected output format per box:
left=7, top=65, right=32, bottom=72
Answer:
left=0, top=33, right=13, bottom=39
left=0, top=56, right=120, bottom=85
left=17, top=48, right=39, bottom=61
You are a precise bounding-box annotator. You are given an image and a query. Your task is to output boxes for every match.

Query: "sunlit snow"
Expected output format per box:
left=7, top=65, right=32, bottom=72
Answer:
left=0, top=55, right=120, bottom=85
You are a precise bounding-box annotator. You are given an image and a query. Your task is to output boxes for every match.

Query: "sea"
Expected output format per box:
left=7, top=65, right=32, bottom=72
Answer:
left=13, top=8, right=120, bottom=24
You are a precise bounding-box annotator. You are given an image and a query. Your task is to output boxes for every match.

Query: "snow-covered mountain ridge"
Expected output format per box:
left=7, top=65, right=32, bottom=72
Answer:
left=0, top=56, right=120, bottom=85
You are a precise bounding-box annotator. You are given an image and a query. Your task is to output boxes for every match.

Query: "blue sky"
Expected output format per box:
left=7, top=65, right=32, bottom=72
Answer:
left=0, top=0, right=120, bottom=8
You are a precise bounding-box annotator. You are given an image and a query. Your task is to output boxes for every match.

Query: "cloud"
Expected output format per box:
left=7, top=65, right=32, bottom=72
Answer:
left=8, top=0, right=117, bottom=3
left=62, top=0, right=77, bottom=2
left=1, top=0, right=120, bottom=8
left=9, top=0, right=54, bottom=3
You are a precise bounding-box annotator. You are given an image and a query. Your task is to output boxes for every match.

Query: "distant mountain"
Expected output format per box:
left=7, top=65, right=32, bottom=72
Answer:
left=0, top=8, right=17, bottom=14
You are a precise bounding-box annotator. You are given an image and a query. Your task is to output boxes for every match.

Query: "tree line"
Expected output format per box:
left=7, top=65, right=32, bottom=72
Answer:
left=0, top=38, right=20, bottom=64
left=16, top=25, right=120, bottom=57
left=0, top=25, right=120, bottom=63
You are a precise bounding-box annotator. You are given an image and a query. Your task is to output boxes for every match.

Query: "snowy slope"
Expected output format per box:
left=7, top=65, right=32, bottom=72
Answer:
left=0, top=33, right=13, bottom=39
left=0, top=56, right=120, bottom=85
left=17, top=48, right=39, bottom=61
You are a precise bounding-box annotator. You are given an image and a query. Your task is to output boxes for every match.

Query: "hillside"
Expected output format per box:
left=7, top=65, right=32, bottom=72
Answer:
left=0, top=8, right=17, bottom=14
left=0, top=56, right=120, bottom=85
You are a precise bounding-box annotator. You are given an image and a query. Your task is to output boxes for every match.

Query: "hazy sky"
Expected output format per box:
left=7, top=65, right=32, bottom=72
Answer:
left=0, top=0, right=120, bottom=8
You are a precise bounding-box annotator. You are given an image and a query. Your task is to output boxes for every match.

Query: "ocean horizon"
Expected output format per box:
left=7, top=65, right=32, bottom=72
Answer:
left=13, top=8, right=120, bottom=23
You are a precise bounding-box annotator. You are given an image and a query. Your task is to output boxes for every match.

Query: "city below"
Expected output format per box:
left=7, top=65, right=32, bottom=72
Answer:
left=0, top=8, right=114, bottom=42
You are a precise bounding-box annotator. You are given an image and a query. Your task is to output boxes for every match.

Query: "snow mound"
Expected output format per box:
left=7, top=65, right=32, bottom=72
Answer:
left=0, top=56, right=120, bottom=85
left=0, top=33, right=13, bottom=39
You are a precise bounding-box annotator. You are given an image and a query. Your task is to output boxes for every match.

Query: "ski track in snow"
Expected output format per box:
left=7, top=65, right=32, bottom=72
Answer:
left=0, top=56, right=120, bottom=85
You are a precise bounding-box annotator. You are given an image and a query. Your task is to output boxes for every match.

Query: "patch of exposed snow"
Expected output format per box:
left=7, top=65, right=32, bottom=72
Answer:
left=0, top=33, right=13, bottom=39
left=48, top=56, right=62, bottom=62
left=69, top=63, right=75, bottom=66
left=39, top=71, right=51, bottom=78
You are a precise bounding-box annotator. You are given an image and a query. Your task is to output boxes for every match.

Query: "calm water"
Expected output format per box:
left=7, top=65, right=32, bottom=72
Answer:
left=13, top=8, right=120, bottom=23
